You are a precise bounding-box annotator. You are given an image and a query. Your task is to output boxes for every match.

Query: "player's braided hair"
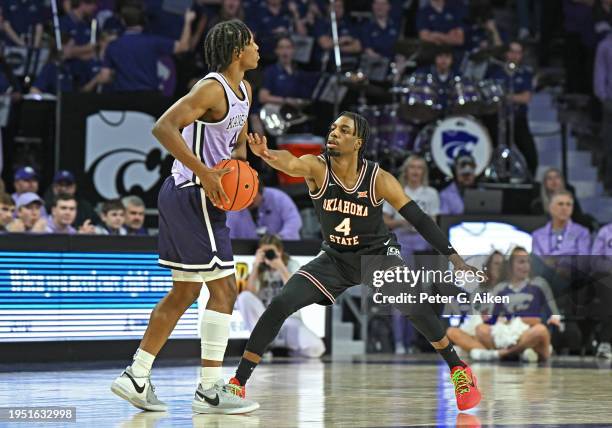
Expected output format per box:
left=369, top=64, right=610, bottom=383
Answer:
left=341, top=111, right=370, bottom=169
left=204, top=20, right=251, bottom=72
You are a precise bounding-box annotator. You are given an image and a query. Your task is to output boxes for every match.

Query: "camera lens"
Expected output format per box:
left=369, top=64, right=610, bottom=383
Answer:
left=264, top=249, right=277, bottom=260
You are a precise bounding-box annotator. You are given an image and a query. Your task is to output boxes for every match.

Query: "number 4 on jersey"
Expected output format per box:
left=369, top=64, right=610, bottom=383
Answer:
left=334, top=218, right=351, bottom=236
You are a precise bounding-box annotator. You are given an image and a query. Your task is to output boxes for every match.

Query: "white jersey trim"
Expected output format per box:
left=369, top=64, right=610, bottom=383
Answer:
left=159, top=256, right=235, bottom=271
left=309, top=155, right=329, bottom=199
left=329, top=161, right=367, bottom=194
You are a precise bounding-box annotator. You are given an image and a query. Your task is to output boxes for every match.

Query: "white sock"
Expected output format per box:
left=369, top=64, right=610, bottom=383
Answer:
left=132, top=348, right=155, bottom=377
left=200, top=366, right=222, bottom=390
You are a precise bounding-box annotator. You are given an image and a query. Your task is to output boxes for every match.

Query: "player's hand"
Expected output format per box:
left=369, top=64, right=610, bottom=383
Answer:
left=247, top=133, right=277, bottom=161
left=198, top=166, right=233, bottom=208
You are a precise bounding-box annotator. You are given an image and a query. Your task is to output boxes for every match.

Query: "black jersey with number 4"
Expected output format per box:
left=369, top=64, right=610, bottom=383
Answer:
left=310, top=156, right=396, bottom=253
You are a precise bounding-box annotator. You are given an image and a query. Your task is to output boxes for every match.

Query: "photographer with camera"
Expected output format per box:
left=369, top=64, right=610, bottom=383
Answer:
left=236, top=234, right=325, bottom=358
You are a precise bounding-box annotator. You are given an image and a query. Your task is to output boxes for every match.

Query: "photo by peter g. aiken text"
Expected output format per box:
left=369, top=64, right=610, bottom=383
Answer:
left=373, top=292, right=510, bottom=305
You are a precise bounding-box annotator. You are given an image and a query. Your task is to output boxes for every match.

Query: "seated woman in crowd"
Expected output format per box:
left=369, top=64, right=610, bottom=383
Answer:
left=236, top=234, right=325, bottom=358
left=446, top=250, right=504, bottom=356
left=471, top=247, right=561, bottom=362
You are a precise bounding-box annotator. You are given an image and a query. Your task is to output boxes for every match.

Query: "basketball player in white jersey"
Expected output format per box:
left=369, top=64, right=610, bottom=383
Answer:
left=111, top=20, right=260, bottom=414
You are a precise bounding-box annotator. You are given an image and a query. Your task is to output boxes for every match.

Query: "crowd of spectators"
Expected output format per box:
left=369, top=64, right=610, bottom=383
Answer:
left=0, top=165, right=150, bottom=236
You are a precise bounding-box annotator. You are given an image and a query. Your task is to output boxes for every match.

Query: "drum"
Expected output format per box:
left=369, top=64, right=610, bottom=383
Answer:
left=377, top=104, right=415, bottom=153
left=478, top=79, right=505, bottom=115
left=448, top=76, right=481, bottom=116
left=396, top=73, right=442, bottom=124
left=416, top=116, right=493, bottom=179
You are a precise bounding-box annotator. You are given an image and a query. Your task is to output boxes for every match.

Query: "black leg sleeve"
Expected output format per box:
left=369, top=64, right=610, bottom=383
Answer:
left=244, top=274, right=328, bottom=356
left=392, top=296, right=446, bottom=343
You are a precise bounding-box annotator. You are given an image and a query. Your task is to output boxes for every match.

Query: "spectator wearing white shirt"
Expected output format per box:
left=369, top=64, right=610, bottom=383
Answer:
left=383, top=155, right=440, bottom=262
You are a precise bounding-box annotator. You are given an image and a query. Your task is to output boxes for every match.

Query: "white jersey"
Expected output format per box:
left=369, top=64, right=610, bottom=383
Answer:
left=172, top=72, right=249, bottom=185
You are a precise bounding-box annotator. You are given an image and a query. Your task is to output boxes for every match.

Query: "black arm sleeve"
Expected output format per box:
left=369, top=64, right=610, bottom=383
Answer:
left=398, top=201, right=457, bottom=256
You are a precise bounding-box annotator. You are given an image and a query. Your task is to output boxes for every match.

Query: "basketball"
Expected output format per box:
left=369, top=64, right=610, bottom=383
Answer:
left=214, top=159, right=259, bottom=211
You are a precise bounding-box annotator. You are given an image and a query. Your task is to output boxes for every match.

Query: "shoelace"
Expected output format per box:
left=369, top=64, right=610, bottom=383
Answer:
left=224, top=383, right=243, bottom=398
left=451, top=369, right=472, bottom=395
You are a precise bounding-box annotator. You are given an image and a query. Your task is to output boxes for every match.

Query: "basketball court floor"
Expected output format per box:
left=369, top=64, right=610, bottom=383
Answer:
left=1, top=355, right=611, bottom=427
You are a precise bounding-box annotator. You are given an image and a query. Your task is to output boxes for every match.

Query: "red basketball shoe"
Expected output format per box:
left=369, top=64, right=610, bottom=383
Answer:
left=228, top=377, right=246, bottom=399
left=450, top=363, right=481, bottom=410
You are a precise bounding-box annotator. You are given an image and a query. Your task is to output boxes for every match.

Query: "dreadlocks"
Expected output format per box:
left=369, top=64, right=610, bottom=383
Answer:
left=204, top=20, right=251, bottom=72
left=325, top=111, right=370, bottom=170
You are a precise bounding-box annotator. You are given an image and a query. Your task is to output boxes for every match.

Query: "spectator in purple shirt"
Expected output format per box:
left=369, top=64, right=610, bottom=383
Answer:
left=471, top=247, right=561, bottom=362
left=416, top=0, right=465, bottom=48
left=226, top=182, right=302, bottom=240
left=96, top=6, right=194, bottom=92
left=45, top=194, right=96, bottom=234
left=531, top=190, right=592, bottom=257
left=61, top=0, right=98, bottom=63
left=313, top=0, right=362, bottom=69
left=1, top=0, right=45, bottom=47
left=594, top=31, right=612, bottom=190
left=361, top=0, right=401, bottom=60
left=121, top=195, right=149, bottom=235
left=247, top=0, right=306, bottom=64
left=439, top=154, right=477, bottom=215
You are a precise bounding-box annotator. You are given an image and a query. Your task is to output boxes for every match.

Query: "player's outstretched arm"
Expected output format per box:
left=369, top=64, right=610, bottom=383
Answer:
left=247, top=133, right=323, bottom=179
left=375, top=169, right=477, bottom=272
left=152, top=80, right=233, bottom=207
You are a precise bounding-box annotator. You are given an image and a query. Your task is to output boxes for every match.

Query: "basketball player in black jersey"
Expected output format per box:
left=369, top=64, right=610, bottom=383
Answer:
left=229, top=111, right=482, bottom=411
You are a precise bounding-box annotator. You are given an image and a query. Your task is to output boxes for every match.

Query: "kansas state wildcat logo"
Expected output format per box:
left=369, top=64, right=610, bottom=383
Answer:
left=84, top=111, right=172, bottom=202
left=431, top=117, right=493, bottom=177
left=441, top=130, right=478, bottom=159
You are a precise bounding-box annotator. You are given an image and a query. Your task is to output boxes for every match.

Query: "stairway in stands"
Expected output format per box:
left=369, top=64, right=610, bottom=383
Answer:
left=530, top=92, right=612, bottom=225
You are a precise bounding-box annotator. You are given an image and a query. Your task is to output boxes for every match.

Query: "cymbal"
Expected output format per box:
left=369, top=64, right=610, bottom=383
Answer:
left=340, top=79, right=389, bottom=98
left=394, top=39, right=445, bottom=59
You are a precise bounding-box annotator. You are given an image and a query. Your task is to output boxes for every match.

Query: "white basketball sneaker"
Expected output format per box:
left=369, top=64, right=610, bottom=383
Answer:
left=192, top=379, right=259, bottom=414
left=469, top=348, right=500, bottom=361
left=111, top=366, right=167, bottom=412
